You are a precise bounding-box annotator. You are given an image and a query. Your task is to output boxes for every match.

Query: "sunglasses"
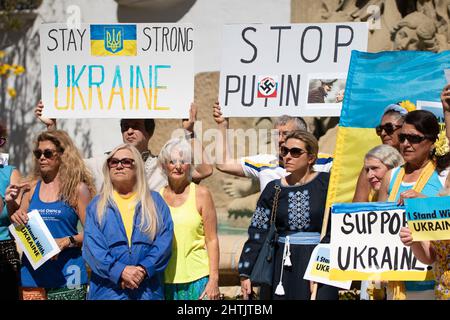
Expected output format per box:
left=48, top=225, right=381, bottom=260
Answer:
left=33, top=149, right=57, bottom=160
left=108, top=157, right=135, bottom=168
left=280, top=146, right=307, bottom=158
left=120, top=122, right=145, bottom=133
left=398, top=133, right=431, bottom=144
left=0, top=137, right=6, bottom=147
left=375, top=123, right=402, bottom=136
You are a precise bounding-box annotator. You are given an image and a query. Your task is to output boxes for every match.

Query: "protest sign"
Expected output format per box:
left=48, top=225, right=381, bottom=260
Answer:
left=304, top=243, right=352, bottom=290
left=405, top=196, right=450, bottom=241
left=417, top=100, right=445, bottom=127
left=219, top=22, right=368, bottom=117
left=330, top=202, right=433, bottom=281
left=0, top=153, right=8, bottom=166
left=40, top=23, right=194, bottom=119
left=9, top=210, right=60, bottom=270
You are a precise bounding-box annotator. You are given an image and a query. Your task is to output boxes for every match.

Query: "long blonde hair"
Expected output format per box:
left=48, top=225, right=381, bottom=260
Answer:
left=31, top=130, right=96, bottom=208
left=96, top=144, right=159, bottom=240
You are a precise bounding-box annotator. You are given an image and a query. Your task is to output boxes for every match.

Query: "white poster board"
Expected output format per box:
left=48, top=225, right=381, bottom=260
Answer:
left=40, top=23, right=194, bottom=119
left=417, top=100, right=445, bottom=125
left=304, top=244, right=352, bottom=290
left=9, top=210, right=60, bottom=270
left=0, top=153, right=9, bottom=166
left=330, top=202, right=433, bottom=281
left=219, top=23, right=368, bottom=117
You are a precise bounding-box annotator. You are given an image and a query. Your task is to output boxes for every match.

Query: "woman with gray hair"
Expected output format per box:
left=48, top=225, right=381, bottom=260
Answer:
left=158, top=137, right=220, bottom=300
left=364, top=144, right=404, bottom=201
left=82, top=144, right=173, bottom=300
left=353, top=103, right=408, bottom=202
left=360, top=144, right=403, bottom=300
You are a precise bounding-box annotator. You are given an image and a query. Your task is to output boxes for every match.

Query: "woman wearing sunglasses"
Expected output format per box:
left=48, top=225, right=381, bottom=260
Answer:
left=9, top=130, right=96, bottom=300
left=0, top=123, right=23, bottom=300
left=82, top=144, right=173, bottom=300
left=353, top=104, right=407, bottom=202
left=377, top=110, right=450, bottom=300
left=158, top=137, right=220, bottom=300
left=239, top=130, right=338, bottom=300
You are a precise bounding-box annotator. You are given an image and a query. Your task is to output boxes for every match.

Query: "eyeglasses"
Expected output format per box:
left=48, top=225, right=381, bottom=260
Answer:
left=108, top=157, right=135, bottom=168
left=398, top=133, right=430, bottom=144
left=33, top=149, right=57, bottom=160
left=280, top=146, right=307, bottom=158
left=169, top=159, right=187, bottom=165
left=375, top=123, right=402, bottom=136
left=0, top=137, right=6, bottom=147
left=120, top=122, right=145, bottom=133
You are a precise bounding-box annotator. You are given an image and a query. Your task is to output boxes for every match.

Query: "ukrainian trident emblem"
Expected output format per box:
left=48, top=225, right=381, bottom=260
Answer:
left=105, top=27, right=123, bottom=53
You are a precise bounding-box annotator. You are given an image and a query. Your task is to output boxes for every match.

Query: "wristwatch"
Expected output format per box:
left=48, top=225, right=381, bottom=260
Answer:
left=68, top=235, right=76, bottom=247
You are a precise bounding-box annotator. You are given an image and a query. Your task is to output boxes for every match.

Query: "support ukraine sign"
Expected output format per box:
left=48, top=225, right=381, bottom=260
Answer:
left=326, top=50, right=450, bottom=208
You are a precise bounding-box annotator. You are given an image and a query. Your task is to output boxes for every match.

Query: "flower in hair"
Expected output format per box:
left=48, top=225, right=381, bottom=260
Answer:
left=399, top=100, right=416, bottom=113
left=435, top=130, right=450, bottom=157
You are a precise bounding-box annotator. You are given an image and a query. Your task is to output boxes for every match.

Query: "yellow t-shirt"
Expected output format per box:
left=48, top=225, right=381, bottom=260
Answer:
left=160, top=183, right=210, bottom=283
left=112, top=190, right=137, bottom=246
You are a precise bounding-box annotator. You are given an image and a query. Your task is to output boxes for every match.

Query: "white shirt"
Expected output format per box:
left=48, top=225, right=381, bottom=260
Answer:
left=240, top=153, right=333, bottom=191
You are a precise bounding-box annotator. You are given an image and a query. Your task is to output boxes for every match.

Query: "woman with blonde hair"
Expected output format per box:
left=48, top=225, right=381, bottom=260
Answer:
left=10, top=130, right=95, bottom=300
left=159, top=137, right=220, bottom=300
left=82, top=144, right=173, bottom=300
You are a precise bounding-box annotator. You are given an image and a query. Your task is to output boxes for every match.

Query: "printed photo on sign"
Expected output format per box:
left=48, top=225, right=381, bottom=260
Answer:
left=330, top=202, right=433, bottom=281
left=39, top=23, right=194, bottom=119
left=307, top=78, right=346, bottom=104
left=304, top=244, right=352, bottom=290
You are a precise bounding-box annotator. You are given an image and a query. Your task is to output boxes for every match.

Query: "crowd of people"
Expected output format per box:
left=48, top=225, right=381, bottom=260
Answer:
left=0, top=84, right=450, bottom=300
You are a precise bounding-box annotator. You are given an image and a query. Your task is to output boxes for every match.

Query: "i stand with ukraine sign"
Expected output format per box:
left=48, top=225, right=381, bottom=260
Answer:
left=326, top=50, right=450, bottom=207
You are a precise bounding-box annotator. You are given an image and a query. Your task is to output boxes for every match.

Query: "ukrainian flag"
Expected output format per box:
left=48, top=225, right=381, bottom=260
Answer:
left=90, top=24, right=137, bottom=56
left=327, top=50, right=450, bottom=208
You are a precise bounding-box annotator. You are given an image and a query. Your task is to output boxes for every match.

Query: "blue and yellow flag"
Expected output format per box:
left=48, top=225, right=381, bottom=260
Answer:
left=90, top=24, right=137, bottom=56
left=327, top=50, right=450, bottom=208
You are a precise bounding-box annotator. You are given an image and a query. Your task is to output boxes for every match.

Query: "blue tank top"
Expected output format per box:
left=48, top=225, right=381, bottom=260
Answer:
left=388, top=166, right=447, bottom=293
left=388, top=166, right=446, bottom=200
left=20, top=181, right=88, bottom=288
left=0, top=165, right=14, bottom=241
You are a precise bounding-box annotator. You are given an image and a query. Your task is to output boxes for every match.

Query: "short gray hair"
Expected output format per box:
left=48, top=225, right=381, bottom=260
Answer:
left=274, top=115, right=307, bottom=131
left=365, top=144, right=403, bottom=169
left=158, top=137, right=194, bottom=181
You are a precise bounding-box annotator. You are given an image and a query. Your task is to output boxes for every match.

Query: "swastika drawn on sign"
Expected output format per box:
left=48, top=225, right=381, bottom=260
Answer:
left=258, top=76, right=277, bottom=98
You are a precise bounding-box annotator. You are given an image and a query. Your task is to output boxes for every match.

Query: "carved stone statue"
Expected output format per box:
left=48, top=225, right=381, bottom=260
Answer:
left=305, top=0, right=450, bottom=52
left=392, top=11, right=443, bottom=51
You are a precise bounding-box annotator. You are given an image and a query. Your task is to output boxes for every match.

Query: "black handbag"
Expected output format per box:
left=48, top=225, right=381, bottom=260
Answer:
left=250, top=184, right=281, bottom=286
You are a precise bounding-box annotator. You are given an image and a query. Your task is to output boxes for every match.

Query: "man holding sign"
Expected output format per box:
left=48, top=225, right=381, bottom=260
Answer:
left=36, top=102, right=213, bottom=192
